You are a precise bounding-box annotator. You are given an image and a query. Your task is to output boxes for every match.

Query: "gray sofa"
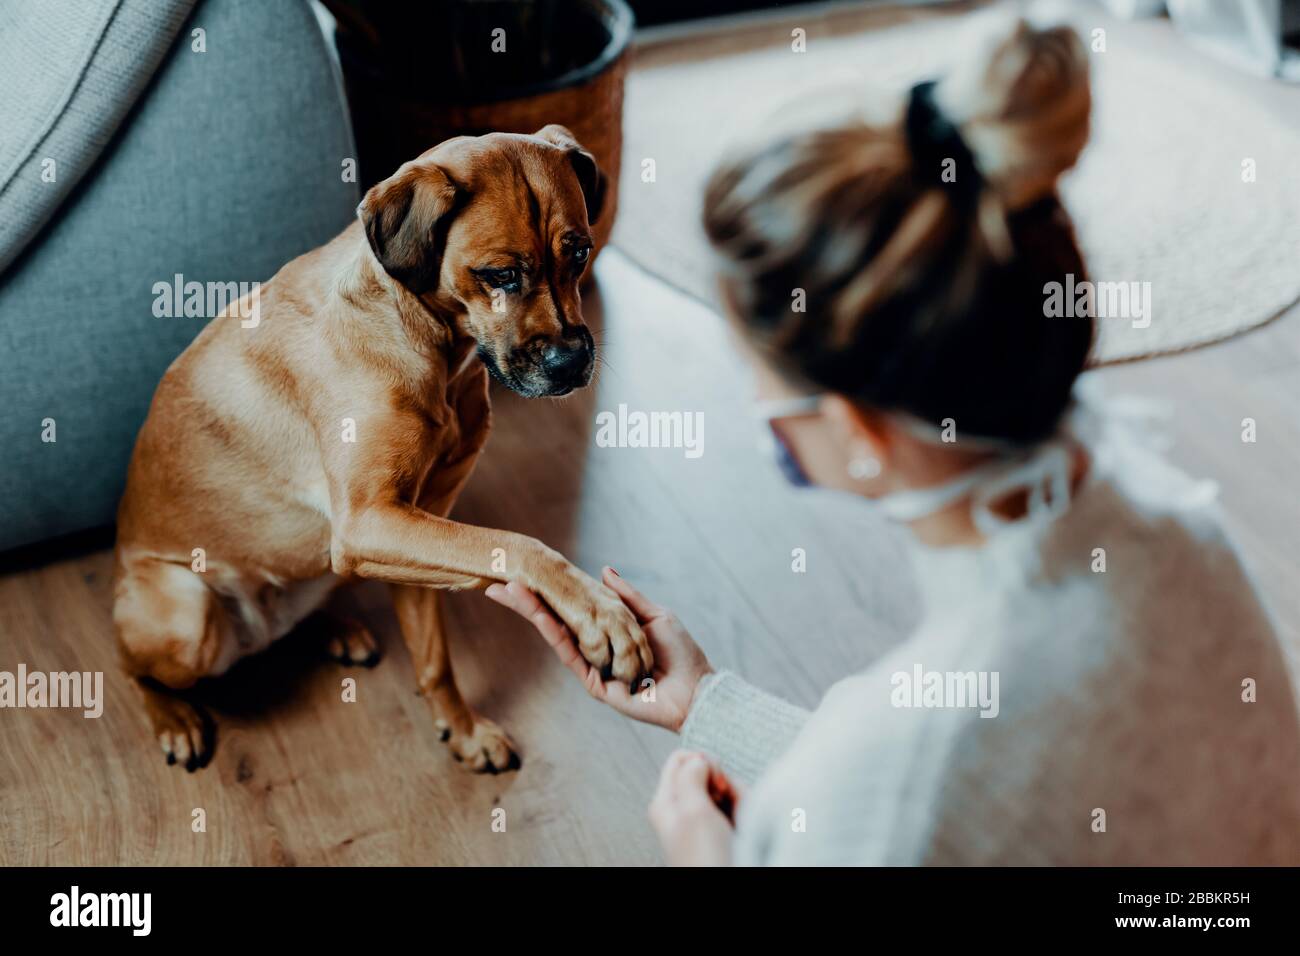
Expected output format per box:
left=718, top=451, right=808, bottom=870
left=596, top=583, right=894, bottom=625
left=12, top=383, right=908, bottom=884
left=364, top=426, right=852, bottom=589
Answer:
left=0, top=0, right=358, bottom=552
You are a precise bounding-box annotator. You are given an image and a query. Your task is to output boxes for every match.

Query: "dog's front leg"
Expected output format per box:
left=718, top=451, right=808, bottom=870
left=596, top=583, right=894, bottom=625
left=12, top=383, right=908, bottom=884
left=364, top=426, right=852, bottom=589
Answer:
left=391, top=585, right=517, bottom=772
left=331, top=502, right=653, bottom=686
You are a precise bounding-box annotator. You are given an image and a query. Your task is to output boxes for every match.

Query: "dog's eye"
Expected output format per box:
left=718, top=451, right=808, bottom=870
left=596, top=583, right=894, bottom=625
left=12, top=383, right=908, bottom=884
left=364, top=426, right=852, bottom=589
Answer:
left=481, top=268, right=521, bottom=292
left=573, top=245, right=591, bottom=265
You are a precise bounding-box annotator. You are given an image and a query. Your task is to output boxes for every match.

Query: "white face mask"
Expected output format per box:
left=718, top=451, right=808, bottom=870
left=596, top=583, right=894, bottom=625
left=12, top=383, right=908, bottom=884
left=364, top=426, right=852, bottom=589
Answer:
left=755, top=395, right=1076, bottom=535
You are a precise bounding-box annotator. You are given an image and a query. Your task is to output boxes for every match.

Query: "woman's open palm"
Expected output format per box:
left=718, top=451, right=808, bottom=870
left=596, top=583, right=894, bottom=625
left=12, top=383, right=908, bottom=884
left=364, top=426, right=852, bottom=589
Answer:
left=486, top=567, right=712, bottom=731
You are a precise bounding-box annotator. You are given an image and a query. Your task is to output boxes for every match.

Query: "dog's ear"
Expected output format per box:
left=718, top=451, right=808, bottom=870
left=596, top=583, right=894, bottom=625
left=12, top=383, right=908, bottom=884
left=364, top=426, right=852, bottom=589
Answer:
left=534, top=124, right=606, bottom=226
left=357, top=163, right=462, bottom=293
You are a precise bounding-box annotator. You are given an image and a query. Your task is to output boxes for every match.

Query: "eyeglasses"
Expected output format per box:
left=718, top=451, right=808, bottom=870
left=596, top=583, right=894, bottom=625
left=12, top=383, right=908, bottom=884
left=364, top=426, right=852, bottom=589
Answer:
left=753, top=394, right=825, bottom=488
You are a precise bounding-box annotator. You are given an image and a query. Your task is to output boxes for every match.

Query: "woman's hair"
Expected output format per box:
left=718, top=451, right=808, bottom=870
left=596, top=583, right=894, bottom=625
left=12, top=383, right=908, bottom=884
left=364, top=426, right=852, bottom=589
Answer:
left=702, top=19, right=1095, bottom=445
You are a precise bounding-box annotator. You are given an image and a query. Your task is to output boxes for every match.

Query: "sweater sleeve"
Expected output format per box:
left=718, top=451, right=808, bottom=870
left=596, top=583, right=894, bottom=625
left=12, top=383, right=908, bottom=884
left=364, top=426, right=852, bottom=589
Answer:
left=680, top=670, right=811, bottom=787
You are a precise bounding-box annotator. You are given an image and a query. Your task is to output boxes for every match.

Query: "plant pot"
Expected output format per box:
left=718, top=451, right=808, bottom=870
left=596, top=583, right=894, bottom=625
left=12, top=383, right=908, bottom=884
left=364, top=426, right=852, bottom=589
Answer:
left=328, top=0, right=634, bottom=257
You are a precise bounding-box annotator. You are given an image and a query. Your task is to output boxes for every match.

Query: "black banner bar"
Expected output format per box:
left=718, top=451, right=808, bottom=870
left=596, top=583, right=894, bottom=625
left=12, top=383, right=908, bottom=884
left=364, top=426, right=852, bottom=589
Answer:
left=0, top=866, right=1285, bottom=941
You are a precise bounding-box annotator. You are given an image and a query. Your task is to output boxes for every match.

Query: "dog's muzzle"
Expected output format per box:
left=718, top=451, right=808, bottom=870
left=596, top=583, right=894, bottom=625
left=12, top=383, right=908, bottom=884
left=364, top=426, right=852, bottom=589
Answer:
left=484, top=328, right=596, bottom=398
left=537, top=336, right=594, bottom=395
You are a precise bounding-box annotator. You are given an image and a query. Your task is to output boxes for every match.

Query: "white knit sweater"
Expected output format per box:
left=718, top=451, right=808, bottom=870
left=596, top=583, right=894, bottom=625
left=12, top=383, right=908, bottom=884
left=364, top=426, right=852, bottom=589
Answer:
left=682, top=409, right=1300, bottom=865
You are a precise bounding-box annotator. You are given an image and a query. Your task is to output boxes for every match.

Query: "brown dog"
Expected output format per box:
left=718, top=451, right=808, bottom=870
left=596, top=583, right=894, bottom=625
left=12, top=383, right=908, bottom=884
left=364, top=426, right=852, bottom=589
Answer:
left=112, top=125, right=652, bottom=772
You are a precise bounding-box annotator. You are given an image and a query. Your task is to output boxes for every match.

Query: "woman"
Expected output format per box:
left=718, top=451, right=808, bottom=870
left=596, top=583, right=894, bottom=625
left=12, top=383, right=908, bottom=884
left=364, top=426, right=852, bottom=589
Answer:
left=488, top=19, right=1300, bottom=865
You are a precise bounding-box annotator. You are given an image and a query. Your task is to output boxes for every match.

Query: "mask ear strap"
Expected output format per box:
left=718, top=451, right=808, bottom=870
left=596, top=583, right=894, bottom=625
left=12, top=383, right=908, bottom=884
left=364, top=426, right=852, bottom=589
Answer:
left=873, top=458, right=1008, bottom=523
left=754, top=395, right=825, bottom=420
left=971, top=444, right=1073, bottom=536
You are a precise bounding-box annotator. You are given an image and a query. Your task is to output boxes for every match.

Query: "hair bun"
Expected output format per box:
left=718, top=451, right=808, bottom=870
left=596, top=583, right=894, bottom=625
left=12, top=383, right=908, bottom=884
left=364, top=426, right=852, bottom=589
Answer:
left=934, top=18, right=1091, bottom=211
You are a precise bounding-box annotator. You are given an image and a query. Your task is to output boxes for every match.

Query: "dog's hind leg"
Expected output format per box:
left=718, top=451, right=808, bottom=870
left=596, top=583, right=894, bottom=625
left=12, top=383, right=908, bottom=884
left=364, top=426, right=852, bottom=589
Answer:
left=113, top=558, right=232, bottom=771
left=391, top=584, right=519, bottom=773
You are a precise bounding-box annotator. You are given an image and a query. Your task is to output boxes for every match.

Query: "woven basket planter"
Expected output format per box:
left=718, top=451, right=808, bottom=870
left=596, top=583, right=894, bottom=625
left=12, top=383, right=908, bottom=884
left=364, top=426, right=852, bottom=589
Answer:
left=328, top=0, right=634, bottom=257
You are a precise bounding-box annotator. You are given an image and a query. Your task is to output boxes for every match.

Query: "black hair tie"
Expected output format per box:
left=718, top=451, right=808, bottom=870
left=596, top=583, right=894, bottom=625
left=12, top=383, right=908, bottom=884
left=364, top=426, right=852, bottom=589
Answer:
left=905, top=80, right=981, bottom=198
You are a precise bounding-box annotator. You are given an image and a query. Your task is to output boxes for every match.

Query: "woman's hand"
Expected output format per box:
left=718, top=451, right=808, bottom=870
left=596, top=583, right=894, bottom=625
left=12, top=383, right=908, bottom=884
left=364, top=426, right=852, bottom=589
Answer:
left=485, top=567, right=713, bottom=732
left=648, top=750, right=738, bottom=866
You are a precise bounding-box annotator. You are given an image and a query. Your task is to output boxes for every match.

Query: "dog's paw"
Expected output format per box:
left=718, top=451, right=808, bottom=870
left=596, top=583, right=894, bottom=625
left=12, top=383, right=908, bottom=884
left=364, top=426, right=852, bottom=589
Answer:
left=150, top=697, right=214, bottom=772
left=541, top=564, right=654, bottom=688
left=323, top=616, right=382, bottom=667
left=438, top=715, right=520, bottom=774
left=574, top=588, right=654, bottom=689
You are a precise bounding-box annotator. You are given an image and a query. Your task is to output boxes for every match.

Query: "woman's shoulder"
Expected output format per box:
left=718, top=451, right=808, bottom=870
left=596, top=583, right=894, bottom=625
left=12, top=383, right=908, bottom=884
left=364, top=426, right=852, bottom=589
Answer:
left=1027, top=438, right=1279, bottom=685
left=1050, top=388, right=1250, bottom=596
left=1067, top=383, right=1227, bottom=540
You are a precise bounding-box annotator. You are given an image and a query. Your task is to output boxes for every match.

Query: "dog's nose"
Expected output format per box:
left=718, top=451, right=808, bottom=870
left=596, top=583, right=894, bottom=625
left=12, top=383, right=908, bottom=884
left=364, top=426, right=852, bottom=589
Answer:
left=540, top=338, right=592, bottom=386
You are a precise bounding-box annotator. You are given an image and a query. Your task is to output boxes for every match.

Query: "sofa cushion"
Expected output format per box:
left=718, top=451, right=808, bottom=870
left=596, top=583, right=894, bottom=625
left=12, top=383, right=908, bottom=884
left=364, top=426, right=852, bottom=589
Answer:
left=0, top=0, right=197, bottom=275
left=0, top=0, right=358, bottom=552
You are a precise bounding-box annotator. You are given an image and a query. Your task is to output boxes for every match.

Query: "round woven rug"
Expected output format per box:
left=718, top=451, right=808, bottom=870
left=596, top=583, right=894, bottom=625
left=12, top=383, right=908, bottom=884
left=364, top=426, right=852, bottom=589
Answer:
left=612, top=3, right=1300, bottom=364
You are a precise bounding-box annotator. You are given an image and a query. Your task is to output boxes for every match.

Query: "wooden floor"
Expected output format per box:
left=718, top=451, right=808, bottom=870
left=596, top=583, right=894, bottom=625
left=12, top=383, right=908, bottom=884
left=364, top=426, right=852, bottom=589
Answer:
left=2, top=247, right=1298, bottom=866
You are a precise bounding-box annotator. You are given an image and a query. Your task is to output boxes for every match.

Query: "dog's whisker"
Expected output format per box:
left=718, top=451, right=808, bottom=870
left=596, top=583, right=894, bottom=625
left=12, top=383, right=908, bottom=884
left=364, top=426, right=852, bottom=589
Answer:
left=591, top=354, right=622, bottom=385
